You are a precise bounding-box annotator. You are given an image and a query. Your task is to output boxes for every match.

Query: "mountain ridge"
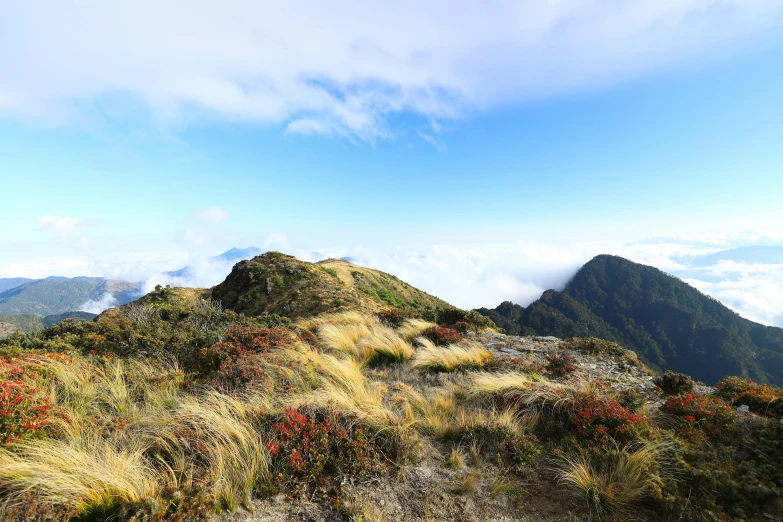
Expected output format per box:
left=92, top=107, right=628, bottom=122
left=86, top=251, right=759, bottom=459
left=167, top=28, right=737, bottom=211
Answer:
left=477, top=254, right=783, bottom=385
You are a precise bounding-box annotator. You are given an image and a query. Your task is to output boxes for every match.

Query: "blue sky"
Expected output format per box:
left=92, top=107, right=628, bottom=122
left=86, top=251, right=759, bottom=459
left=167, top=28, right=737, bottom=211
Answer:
left=2, top=1, right=783, bottom=323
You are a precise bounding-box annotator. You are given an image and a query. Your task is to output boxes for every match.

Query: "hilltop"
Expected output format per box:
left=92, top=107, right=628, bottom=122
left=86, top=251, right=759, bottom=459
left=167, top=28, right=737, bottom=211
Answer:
left=211, top=252, right=475, bottom=322
left=477, top=255, right=783, bottom=385
left=0, top=278, right=35, bottom=293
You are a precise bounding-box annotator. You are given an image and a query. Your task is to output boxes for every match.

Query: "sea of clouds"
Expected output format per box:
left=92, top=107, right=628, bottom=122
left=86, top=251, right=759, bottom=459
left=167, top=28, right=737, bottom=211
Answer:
left=71, top=235, right=783, bottom=328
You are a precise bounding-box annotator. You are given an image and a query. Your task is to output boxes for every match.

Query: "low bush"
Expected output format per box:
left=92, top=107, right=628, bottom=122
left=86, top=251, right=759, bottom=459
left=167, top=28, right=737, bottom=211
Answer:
left=545, top=354, right=576, bottom=378
left=423, top=327, right=462, bottom=346
left=662, top=393, right=734, bottom=427
left=663, top=418, right=783, bottom=520
left=0, top=491, right=79, bottom=522
left=376, top=308, right=418, bottom=327
left=103, top=484, right=216, bottom=522
left=266, top=408, right=380, bottom=491
left=653, top=371, right=694, bottom=395
left=563, top=337, right=626, bottom=358
left=0, top=380, right=60, bottom=445
left=571, top=396, right=647, bottom=444
left=196, top=326, right=295, bottom=376
left=715, top=376, right=783, bottom=418
left=0, top=357, right=65, bottom=444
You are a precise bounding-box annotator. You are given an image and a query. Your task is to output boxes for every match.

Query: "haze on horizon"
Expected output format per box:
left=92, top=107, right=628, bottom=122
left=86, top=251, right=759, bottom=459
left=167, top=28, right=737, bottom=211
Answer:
left=2, top=1, right=783, bottom=326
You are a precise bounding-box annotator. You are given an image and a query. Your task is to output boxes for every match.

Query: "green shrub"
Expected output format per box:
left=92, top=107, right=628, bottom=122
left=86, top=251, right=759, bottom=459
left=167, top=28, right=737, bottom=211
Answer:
left=564, top=337, right=626, bottom=358
left=663, top=418, right=783, bottom=520
left=654, top=371, right=694, bottom=396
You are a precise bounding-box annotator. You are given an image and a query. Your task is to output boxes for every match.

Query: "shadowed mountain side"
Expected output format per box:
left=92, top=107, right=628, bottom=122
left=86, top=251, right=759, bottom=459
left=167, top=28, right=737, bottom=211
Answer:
left=477, top=255, right=783, bottom=385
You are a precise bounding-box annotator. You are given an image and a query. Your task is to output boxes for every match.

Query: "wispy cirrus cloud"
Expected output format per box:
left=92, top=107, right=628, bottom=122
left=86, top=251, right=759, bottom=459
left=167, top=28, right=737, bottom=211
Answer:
left=1, top=1, right=781, bottom=142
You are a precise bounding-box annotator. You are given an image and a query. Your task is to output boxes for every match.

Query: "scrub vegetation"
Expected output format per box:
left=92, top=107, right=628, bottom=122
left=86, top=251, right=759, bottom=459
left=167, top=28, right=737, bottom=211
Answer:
left=0, top=256, right=780, bottom=521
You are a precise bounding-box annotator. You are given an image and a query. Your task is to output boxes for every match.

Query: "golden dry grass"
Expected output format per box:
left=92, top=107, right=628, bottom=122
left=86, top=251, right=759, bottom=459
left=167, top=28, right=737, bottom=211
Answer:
left=284, top=346, right=399, bottom=429
left=358, top=326, right=414, bottom=363
left=396, top=318, right=437, bottom=340
left=557, top=441, right=667, bottom=514
left=469, top=372, right=602, bottom=412
left=469, top=371, right=533, bottom=396
left=26, top=355, right=184, bottom=421
left=310, top=314, right=413, bottom=365
left=159, top=390, right=271, bottom=509
left=411, top=338, right=491, bottom=372
left=0, top=429, right=160, bottom=511
left=318, top=322, right=373, bottom=356
left=297, top=310, right=375, bottom=333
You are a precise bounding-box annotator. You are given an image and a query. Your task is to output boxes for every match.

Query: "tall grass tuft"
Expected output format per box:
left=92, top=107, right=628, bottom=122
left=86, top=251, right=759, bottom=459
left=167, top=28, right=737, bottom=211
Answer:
left=397, top=319, right=437, bottom=341
left=557, top=441, right=668, bottom=515
left=0, top=429, right=160, bottom=512
left=158, top=390, right=271, bottom=510
left=358, top=326, right=413, bottom=364
left=412, top=338, right=491, bottom=372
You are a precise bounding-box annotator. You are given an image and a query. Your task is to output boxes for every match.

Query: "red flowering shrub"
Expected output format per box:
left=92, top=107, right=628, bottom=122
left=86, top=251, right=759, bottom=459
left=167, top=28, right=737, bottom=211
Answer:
left=377, top=308, right=418, bottom=327
left=0, top=357, right=66, bottom=444
left=423, top=327, right=462, bottom=346
left=266, top=408, right=378, bottom=490
left=496, top=380, right=649, bottom=445
left=572, top=396, right=646, bottom=443
left=296, top=329, right=317, bottom=344
left=545, top=354, right=576, bottom=378
left=715, top=376, right=783, bottom=418
left=663, top=393, right=734, bottom=427
left=196, top=326, right=294, bottom=375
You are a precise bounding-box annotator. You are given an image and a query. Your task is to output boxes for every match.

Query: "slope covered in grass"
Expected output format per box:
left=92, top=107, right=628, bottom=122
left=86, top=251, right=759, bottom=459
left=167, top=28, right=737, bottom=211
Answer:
left=1, top=300, right=780, bottom=521
left=211, top=252, right=493, bottom=330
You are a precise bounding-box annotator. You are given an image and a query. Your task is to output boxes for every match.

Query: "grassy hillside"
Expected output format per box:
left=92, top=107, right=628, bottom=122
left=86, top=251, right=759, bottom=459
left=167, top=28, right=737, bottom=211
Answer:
left=0, top=278, right=141, bottom=315
left=211, top=252, right=483, bottom=324
left=477, top=255, right=783, bottom=385
left=1, top=296, right=780, bottom=521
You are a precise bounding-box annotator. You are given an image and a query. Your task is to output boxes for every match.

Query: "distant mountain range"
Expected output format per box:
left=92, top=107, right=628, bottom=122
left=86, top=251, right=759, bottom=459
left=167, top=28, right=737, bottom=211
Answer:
left=688, top=245, right=783, bottom=266
left=0, top=247, right=263, bottom=319
left=0, top=311, right=98, bottom=337
left=476, top=254, right=783, bottom=385
left=0, top=277, right=36, bottom=293
left=0, top=278, right=141, bottom=316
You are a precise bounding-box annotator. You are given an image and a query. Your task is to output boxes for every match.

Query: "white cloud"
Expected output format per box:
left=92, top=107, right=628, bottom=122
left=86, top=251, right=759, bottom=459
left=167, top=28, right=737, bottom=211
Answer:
left=195, top=207, right=231, bottom=224
left=78, top=293, right=119, bottom=314
left=1, top=1, right=781, bottom=141
left=36, top=215, right=99, bottom=233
